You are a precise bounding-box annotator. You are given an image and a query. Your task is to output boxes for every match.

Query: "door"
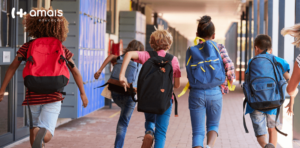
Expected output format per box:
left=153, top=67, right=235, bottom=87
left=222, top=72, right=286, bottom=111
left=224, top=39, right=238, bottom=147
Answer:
left=0, top=0, right=17, bottom=147
left=0, top=0, right=35, bottom=147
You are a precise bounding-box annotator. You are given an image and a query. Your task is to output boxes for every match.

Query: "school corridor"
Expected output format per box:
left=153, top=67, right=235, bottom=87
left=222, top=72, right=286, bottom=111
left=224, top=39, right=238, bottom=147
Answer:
left=3, top=0, right=300, bottom=148
left=3, top=70, right=298, bottom=148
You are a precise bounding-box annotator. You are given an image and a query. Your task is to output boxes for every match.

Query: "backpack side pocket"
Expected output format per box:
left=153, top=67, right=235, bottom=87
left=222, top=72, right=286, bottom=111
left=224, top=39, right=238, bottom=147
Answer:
left=242, top=83, right=251, bottom=101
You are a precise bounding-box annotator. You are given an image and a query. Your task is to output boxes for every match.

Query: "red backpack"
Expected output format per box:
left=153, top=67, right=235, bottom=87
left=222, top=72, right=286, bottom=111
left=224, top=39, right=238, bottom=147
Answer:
left=23, top=37, right=71, bottom=94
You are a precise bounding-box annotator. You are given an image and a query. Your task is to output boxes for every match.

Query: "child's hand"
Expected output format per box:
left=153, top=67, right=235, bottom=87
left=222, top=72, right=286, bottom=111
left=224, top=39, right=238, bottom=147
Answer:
left=81, top=93, right=88, bottom=108
left=119, top=74, right=129, bottom=92
left=285, top=101, right=294, bottom=116
left=94, top=71, right=101, bottom=80
left=0, top=91, right=4, bottom=102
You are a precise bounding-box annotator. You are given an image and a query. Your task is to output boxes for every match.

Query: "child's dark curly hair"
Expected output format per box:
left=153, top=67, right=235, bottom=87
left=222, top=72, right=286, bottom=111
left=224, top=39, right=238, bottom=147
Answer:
left=22, top=7, right=69, bottom=42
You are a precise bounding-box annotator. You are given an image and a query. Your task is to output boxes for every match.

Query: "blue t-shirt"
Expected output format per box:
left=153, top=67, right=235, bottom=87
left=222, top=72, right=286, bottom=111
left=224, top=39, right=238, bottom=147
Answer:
left=245, top=53, right=290, bottom=115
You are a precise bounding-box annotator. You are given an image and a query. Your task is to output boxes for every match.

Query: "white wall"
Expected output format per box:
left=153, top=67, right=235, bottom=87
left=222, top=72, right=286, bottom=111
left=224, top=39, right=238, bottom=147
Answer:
left=284, top=0, right=295, bottom=73
left=272, top=0, right=279, bottom=57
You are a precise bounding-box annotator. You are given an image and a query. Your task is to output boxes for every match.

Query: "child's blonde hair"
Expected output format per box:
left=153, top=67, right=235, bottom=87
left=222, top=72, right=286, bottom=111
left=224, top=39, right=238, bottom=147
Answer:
left=281, top=24, right=300, bottom=47
left=149, top=30, right=173, bottom=51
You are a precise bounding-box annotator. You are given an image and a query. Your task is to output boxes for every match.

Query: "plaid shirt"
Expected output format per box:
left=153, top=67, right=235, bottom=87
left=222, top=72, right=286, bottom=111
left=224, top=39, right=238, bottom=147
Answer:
left=217, top=44, right=236, bottom=94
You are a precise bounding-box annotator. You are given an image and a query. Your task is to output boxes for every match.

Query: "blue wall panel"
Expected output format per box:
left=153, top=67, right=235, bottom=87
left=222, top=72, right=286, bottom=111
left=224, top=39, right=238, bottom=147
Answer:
left=76, top=0, right=106, bottom=118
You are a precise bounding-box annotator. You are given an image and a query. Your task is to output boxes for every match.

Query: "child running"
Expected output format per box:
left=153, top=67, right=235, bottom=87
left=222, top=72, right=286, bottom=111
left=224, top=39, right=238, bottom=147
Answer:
left=119, top=29, right=181, bottom=148
left=244, top=35, right=293, bottom=148
left=0, top=7, right=88, bottom=148
left=281, top=24, right=300, bottom=110
left=94, top=40, right=144, bottom=148
left=184, top=15, right=235, bottom=148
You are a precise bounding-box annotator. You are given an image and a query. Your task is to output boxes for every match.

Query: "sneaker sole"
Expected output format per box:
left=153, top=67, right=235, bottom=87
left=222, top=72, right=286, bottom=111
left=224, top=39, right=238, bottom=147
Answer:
left=141, top=134, right=153, bottom=148
left=265, top=144, right=275, bottom=148
left=32, top=128, right=47, bottom=148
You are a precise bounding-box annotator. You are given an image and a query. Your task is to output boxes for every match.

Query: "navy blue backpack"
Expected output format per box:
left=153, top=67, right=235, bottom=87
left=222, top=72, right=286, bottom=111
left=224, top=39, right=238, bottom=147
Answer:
left=186, top=41, right=226, bottom=89
left=242, top=51, right=287, bottom=136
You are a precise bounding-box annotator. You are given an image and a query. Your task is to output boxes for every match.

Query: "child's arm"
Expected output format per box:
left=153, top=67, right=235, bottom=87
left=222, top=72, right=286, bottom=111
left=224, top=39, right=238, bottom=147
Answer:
left=68, top=58, right=88, bottom=108
left=174, top=78, right=180, bottom=89
left=283, top=71, right=296, bottom=116
left=119, top=51, right=139, bottom=91
left=287, top=61, right=300, bottom=97
left=0, top=54, right=23, bottom=102
left=94, top=55, right=118, bottom=79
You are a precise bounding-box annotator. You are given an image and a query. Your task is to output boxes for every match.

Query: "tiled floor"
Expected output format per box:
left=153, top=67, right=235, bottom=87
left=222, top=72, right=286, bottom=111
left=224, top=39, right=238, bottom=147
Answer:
left=9, top=70, right=295, bottom=148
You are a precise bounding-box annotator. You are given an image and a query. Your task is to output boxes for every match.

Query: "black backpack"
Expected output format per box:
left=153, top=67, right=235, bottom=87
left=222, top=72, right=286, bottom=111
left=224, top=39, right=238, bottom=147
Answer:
left=134, top=51, right=178, bottom=116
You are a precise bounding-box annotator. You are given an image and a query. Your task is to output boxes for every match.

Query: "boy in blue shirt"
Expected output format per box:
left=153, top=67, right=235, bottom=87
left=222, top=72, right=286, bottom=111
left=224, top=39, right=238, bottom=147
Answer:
left=245, top=35, right=294, bottom=148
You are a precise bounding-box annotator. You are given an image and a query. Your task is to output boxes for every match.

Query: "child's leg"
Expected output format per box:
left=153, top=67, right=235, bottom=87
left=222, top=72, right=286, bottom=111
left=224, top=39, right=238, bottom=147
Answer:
left=189, top=91, right=206, bottom=148
left=257, top=135, right=268, bottom=147
left=266, top=114, right=279, bottom=147
left=206, top=92, right=223, bottom=147
left=27, top=105, right=42, bottom=145
left=144, top=113, right=156, bottom=134
left=38, top=101, right=62, bottom=143
left=153, top=100, right=172, bottom=148
left=268, top=128, right=277, bottom=147
left=249, top=110, right=268, bottom=148
left=111, top=92, right=136, bottom=148
left=142, top=113, right=156, bottom=148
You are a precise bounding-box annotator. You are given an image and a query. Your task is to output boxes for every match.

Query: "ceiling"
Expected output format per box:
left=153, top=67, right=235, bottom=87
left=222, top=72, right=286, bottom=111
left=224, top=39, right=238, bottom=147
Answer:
left=140, top=0, right=243, bottom=41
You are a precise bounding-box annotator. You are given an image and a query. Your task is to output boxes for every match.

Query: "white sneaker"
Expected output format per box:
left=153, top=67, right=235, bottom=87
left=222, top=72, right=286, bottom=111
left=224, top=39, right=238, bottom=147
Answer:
left=206, top=146, right=211, bottom=148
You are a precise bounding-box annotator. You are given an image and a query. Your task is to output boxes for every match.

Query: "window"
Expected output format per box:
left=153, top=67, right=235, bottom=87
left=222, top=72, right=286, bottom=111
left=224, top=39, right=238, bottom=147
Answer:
left=0, top=0, right=10, bottom=47
left=106, top=0, right=116, bottom=34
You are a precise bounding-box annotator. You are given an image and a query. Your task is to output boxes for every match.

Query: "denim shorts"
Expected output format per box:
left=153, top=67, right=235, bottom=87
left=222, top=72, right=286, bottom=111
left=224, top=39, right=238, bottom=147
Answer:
left=26, top=101, right=61, bottom=136
left=249, top=110, right=280, bottom=136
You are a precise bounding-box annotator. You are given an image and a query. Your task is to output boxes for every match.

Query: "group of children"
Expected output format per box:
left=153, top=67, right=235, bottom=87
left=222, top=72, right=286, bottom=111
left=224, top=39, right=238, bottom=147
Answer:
left=0, top=6, right=299, bottom=148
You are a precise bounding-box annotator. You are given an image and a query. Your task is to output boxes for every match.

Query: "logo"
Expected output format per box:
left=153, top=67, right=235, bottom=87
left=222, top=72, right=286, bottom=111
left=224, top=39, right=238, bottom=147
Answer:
left=11, top=8, right=63, bottom=19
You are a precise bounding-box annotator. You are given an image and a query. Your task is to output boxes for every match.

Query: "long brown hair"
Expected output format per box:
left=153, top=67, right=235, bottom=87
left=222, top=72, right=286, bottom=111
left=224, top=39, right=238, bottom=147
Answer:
left=123, top=40, right=145, bottom=54
left=22, top=7, right=69, bottom=42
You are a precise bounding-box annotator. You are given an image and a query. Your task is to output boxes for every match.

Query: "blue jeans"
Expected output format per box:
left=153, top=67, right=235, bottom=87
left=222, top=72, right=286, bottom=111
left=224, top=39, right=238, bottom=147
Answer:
left=144, top=100, right=172, bottom=148
left=189, top=87, right=223, bottom=147
left=111, top=91, right=136, bottom=148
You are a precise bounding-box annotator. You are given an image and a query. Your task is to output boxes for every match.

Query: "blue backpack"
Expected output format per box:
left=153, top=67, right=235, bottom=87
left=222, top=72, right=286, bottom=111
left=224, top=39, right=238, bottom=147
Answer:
left=242, top=52, right=287, bottom=136
left=186, top=41, right=225, bottom=89
left=99, top=54, right=139, bottom=97
left=110, top=55, right=139, bottom=83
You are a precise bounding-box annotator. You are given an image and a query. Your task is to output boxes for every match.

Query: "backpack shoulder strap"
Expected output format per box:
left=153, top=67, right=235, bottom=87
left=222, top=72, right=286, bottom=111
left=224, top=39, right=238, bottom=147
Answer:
left=165, top=53, right=174, bottom=62
left=147, top=51, right=158, bottom=58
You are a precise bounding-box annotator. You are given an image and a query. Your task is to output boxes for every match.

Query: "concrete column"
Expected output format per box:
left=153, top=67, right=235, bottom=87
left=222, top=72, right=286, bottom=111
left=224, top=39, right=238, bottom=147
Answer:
left=248, top=2, right=252, bottom=60
left=259, top=0, right=264, bottom=34
left=44, top=0, right=51, bottom=9
left=145, top=5, right=153, bottom=25
left=253, top=0, right=258, bottom=56
left=267, top=0, right=273, bottom=37
left=272, top=0, right=279, bottom=56
left=245, top=7, right=249, bottom=70
left=284, top=0, right=295, bottom=73
left=37, top=0, right=42, bottom=8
